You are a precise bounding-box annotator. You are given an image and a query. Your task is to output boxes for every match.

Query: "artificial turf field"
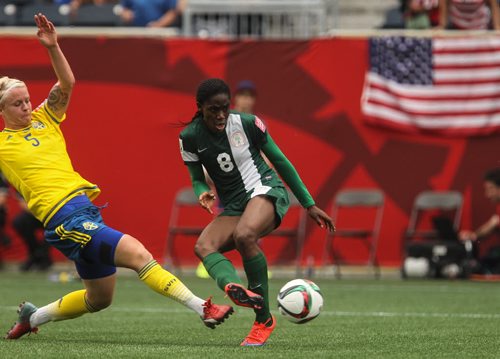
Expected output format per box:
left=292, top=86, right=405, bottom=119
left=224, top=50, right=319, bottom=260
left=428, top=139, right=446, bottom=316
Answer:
left=0, top=271, right=499, bottom=358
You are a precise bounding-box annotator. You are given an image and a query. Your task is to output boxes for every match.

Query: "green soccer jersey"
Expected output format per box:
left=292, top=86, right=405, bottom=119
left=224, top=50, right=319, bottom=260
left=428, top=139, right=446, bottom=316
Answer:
left=179, top=112, right=284, bottom=207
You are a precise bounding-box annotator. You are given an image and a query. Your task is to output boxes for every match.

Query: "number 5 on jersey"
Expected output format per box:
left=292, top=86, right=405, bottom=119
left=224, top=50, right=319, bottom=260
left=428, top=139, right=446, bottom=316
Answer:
left=24, top=133, right=40, bottom=147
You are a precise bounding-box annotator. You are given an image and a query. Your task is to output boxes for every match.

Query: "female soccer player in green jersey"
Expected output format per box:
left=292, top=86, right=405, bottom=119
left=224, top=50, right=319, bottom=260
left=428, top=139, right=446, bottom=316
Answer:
left=179, top=78, right=335, bottom=346
left=2, top=14, right=233, bottom=340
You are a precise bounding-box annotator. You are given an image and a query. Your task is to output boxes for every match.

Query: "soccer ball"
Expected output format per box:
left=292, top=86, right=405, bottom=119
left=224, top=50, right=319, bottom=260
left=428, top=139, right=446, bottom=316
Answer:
left=277, top=279, right=323, bottom=324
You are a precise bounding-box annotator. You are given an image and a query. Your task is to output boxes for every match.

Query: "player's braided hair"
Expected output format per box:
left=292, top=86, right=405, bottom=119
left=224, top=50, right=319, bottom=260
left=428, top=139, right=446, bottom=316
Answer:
left=0, top=76, right=25, bottom=106
left=190, top=78, right=231, bottom=122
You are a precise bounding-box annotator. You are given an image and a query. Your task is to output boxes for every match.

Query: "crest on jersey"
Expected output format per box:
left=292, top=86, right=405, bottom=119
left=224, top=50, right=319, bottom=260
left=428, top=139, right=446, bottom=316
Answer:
left=83, top=222, right=99, bottom=230
left=32, top=121, right=46, bottom=130
left=230, top=131, right=246, bottom=147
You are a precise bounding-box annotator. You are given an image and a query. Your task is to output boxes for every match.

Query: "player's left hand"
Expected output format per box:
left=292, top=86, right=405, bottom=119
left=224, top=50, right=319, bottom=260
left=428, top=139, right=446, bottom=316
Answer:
left=34, top=13, right=58, bottom=48
left=307, top=205, right=335, bottom=233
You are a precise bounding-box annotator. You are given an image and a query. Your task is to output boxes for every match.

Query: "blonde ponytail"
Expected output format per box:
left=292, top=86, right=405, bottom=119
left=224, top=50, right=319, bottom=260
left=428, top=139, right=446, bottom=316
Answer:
left=0, top=76, right=26, bottom=105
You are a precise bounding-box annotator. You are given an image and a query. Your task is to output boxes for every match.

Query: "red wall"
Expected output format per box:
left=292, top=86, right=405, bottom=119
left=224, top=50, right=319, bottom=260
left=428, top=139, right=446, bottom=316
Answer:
left=1, top=36, right=499, bottom=267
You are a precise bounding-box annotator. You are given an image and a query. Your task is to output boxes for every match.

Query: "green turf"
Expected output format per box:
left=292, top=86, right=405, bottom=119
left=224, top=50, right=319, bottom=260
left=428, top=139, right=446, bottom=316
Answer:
left=1, top=271, right=499, bottom=358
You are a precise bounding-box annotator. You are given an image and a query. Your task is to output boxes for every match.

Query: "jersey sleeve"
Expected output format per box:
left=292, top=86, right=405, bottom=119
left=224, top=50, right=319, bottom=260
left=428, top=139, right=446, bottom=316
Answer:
left=262, top=134, right=315, bottom=208
left=179, top=131, right=200, bottom=164
left=241, top=113, right=268, bottom=149
left=186, top=163, right=211, bottom=198
left=32, top=101, right=66, bottom=125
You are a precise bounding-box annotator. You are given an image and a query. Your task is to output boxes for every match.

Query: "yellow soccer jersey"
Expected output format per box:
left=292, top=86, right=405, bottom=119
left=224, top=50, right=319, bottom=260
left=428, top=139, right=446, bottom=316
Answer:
left=0, top=101, right=100, bottom=225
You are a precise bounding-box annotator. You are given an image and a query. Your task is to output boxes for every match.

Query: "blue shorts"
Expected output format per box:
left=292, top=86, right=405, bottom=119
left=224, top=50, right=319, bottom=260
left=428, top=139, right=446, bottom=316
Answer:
left=45, top=195, right=124, bottom=280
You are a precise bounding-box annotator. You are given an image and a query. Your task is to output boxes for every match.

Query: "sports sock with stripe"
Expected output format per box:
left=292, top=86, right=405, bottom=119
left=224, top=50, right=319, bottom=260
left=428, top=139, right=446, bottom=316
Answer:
left=138, top=260, right=205, bottom=315
left=30, top=289, right=96, bottom=327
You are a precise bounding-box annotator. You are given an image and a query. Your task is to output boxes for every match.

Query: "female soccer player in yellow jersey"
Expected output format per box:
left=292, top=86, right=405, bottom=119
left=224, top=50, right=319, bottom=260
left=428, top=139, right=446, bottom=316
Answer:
left=2, top=14, right=233, bottom=340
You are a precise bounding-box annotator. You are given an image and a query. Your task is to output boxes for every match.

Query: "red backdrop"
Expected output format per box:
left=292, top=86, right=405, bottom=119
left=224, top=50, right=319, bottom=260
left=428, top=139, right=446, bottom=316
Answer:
left=1, top=36, right=499, bottom=267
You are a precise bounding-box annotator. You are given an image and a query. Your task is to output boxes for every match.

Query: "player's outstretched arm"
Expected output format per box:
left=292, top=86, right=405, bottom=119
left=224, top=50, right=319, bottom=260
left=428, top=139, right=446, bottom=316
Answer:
left=262, top=134, right=315, bottom=207
left=35, top=13, right=75, bottom=118
left=261, top=134, right=335, bottom=232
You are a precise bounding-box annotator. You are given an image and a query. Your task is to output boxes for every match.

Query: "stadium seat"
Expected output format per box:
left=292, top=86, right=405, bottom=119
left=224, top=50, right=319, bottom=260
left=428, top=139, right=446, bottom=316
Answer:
left=322, top=189, right=385, bottom=279
left=18, top=4, right=69, bottom=26
left=71, top=4, right=123, bottom=27
left=380, top=6, right=404, bottom=29
left=0, top=4, right=17, bottom=26
left=0, top=0, right=34, bottom=5
left=0, top=0, right=37, bottom=6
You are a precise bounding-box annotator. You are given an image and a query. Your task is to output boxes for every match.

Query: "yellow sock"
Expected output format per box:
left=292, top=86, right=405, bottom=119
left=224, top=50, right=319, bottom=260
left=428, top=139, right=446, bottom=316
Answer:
left=30, top=289, right=97, bottom=327
left=139, top=260, right=204, bottom=314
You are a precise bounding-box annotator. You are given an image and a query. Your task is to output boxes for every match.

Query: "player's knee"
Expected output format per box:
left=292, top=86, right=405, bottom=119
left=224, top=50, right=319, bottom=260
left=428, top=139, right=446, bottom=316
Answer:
left=134, top=247, right=153, bottom=267
left=115, top=235, right=153, bottom=270
left=193, top=242, right=204, bottom=259
left=233, top=227, right=258, bottom=250
left=87, top=295, right=113, bottom=311
left=194, top=240, right=213, bottom=258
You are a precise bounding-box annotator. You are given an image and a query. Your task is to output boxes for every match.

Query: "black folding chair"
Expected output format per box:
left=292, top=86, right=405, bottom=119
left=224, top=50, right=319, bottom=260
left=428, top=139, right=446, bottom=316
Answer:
left=402, top=190, right=464, bottom=278
left=164, top=187, right=206, bottom=272
left=266, top=189, right=307, bottom=276
left=322, top=189, right=385, bottom=278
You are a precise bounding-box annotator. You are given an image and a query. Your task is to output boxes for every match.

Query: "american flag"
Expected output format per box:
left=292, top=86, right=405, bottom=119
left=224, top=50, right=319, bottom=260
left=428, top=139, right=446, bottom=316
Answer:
left=361, top=36, right=500, bottom=136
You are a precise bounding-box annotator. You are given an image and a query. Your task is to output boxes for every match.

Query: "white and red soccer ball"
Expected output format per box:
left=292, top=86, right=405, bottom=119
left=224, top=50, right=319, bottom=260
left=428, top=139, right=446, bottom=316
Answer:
left=277, top=279, right=324, bottom=324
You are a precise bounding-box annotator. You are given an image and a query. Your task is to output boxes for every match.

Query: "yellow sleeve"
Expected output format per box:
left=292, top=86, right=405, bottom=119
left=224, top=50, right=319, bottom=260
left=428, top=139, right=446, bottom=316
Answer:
left=32, top=101, right=66, bottom=125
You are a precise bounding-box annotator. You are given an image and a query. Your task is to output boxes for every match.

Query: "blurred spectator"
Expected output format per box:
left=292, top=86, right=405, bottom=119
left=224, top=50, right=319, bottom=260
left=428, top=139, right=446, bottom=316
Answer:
left=438, top=0, right=500, bottom=30
left=403, top=0, right=440, bottom=29
left=459, top=168, right=500, bottom=275
left=233, top=80, right=257, bottom=114
left=232, top=80, right=273, bottom=173
left=120, top=0, right=186, bottom=28
left=13, top=197, right=51, bottom=272
left=0, top=171, right=50, bottom=271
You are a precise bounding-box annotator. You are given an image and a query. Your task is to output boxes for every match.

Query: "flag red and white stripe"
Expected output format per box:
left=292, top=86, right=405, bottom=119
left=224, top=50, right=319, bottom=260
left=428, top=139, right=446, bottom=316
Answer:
left=361, top=37, right=500, bottom=136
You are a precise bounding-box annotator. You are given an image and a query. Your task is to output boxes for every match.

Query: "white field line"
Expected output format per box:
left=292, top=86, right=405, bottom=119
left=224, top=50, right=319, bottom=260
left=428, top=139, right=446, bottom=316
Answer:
left=330, top=284, right=500, bottom=294
left=1, top=306, right=499, bottom=320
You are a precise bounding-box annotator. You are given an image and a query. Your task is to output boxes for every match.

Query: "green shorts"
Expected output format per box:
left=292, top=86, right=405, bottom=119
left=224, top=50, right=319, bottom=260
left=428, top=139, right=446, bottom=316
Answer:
left=220, top=185, right=290, bottom=228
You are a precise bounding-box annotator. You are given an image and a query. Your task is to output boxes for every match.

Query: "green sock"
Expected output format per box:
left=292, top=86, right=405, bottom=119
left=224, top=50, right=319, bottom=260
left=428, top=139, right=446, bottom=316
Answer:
left=243, top=252, right=271, bottom=323
left=203, top=252, right=242, bottom=291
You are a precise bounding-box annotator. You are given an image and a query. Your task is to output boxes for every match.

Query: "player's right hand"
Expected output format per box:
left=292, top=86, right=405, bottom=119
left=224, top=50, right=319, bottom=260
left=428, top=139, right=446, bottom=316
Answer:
left=34, top=13, right=57, bottom=48
left=199, top=191, right=216, bottom=214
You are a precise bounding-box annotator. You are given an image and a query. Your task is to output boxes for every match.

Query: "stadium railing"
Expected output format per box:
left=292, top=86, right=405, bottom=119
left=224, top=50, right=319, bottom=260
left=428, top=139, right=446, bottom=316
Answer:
left=182, top=0, right=327, bottom=39
left=1, top=0, right=329, bottom=39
